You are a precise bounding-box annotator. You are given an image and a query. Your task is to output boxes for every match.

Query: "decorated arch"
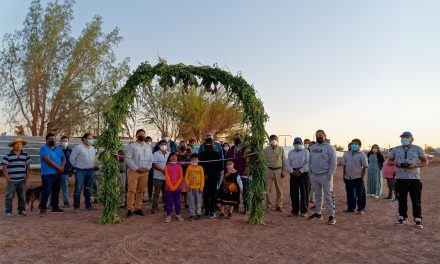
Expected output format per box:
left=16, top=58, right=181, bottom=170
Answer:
left=97, top=60, right=268, bottom=224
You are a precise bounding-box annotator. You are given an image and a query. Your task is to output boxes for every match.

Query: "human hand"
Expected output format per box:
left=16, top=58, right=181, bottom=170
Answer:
left=408, top=164, right=418, bottom=169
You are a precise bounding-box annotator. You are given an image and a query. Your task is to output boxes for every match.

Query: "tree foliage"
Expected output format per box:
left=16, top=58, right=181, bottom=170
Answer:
left=0, top=0, right=129, bottom=136
left=97, top=61, right=268, bottom=224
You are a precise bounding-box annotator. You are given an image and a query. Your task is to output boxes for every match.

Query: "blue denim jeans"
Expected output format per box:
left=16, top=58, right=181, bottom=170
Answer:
left=60, top=174, right=70, bottom=204
left=39, top=174, right=61, bottom=210
left=344, top=178, right=366, bottom=211
left=74, top=169, right=94, bottom=209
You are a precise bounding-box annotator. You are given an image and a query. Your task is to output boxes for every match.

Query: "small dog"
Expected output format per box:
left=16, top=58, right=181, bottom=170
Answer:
left=25, top=186, right=42, bottom=211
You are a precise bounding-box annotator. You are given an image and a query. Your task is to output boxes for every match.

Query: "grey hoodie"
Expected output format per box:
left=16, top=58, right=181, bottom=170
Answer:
left=309, top=142, right=337, bottom=176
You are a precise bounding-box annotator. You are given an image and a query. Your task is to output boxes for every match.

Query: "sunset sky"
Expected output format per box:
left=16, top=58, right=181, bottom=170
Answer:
left=1, top=0, right=439, bottom=149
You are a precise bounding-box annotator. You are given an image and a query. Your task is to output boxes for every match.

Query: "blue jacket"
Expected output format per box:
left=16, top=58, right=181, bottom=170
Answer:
left=62, top=148, right=73, bottom=175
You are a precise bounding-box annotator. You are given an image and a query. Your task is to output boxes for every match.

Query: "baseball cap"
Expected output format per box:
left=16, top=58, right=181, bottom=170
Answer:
left=293, top=137, right=302, bottom=143
left=400, top=131, right=413, bottom=138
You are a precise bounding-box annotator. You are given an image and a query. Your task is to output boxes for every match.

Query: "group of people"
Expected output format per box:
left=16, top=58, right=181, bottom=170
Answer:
left=2, top=129, right=428, bottom=229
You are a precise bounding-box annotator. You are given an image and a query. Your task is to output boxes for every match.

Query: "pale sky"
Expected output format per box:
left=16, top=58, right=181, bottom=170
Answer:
left=1, top=0, right=439, bottom=149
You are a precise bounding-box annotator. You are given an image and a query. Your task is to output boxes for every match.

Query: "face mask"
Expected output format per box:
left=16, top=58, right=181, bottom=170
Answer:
left=224, top=146, right=230, bottom=151
left=190, top=161, right=198, bottom=166
left=170, top=161, right=177, bottom=165
left=351, top=144, right=359, bottom=152
left=146, top=142, right=152, bottom=146
left=316, top=137, right=324, bottom=144
left=206, top=135, right=213, bottom=139
left=304, top=144, right=309, bottom=149
left=48, top=140, right=55, bottom=147
left=205, top=145, right=213, bottom=151
left=372, top=149, right=378, bottom=153
left=137, top=136, right=145, bottom=142
left=61, top=142, right=68, bottom=148
left=294, top=145, right=302, bottom=151
left=87, top=139, right=94, bottom=146
left=190, top=143, right=196, bottom=148
left=270, top=140, right=278, bottom=146
left=234, top=139, right=241, bottom=145
left=163, top=137, right=170, bottom=142
left=226, top=165, right=234, bottom=171
left=160, top=145, right=167, bottom=151
left=401, top=138, right=410, bottom=146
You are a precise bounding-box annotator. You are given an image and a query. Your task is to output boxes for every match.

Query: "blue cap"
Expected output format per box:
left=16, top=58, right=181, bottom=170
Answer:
left=400, top=131, right=413, bottom=138
left=294, top=137, right=302, bottom=143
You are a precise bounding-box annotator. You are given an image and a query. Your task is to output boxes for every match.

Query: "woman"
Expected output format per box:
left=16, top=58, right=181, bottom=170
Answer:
left=367, top=144, right=385, bottom=198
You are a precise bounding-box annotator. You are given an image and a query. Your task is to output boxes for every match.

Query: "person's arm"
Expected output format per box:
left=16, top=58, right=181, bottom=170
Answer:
left=164, top=166, right=174, bottom=191
left=43, top=155, right=62, bottom=171
left=60, top=150, right=66, bottom=172
left=124, top=145, right=139, bottom=171
left=361, top=153, right=369, bottom=180
left=69, top=147, right=78, bottom=168
left=2, top=164, right=11, bottom=182
left=361, top=167, right=368, bottom=180
left=237, top=174, right=243, bottom=194
left=388, top=149, right=397, bottom=166
left=327, top=146, right=337, bottom=177
left=417, top=147, right=428, bottom=168
left=173, top=166, right=183, bottom=190
left=200, top=166, right=205, bottom=191
left=25, top=157, right=31, bottom=182
left=300, top=151, right=310, bottom=173
left=286, top=151, right=294, bottom=174
left=281, top=148, right=287, bottom=172
left=185, top=167, right=190, bottom=187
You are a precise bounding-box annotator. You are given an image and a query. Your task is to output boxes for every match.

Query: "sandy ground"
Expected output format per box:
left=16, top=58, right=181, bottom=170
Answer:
left=0, top=161, right=439, bottom=264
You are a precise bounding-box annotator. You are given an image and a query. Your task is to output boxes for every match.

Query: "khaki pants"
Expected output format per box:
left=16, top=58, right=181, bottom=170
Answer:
left=265, top=168, right=283, bottom=209
left=127, top=169, right=148, bottom=212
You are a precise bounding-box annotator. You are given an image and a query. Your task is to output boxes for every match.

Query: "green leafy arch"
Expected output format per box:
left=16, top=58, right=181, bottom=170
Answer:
left=97, top=61, right=268, bottom=224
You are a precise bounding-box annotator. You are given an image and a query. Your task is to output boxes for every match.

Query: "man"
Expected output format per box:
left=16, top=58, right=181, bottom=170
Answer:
left=200, top=138, right=222, bottom=218
left=145, top=136, right=154, bottom=203
left=286, top=137, right=310, bottom=217
left=124, top=129, right=153, bottom=218
left=151, top=140, right=170, bottom=214
left=226, top=133, right=249, bottom=214
left=304, top=139, right=311, bottom=151
left=1, top=137, right=32, bottom=217
left=308, top=130, right=337, bottom=225
left=189, top=137, right=199, bottom=154
left=153, top=131, right=177, bottom=153
left=198, top=130, right=224, bottom=171
left=39, top=132, right=66, bottom=215
left=342, top=139, right=368, bottom=214
left=389, top=131, right=428, bottom=229
left=70, top=133, right=96, bottom=213
left=263, top=134, right=287, bottom=212
left=59, top=136, right=73, bottom=208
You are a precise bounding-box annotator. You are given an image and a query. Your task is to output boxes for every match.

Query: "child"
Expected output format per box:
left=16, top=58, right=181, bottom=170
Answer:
left=382, top=155, right=397, bottom=200
left=164, top=152, right=184, bottom=223
left=1, top=137, right=32, bottom=217
left=217, top=161, right=243, bottom=219
left=185, top=154, right=205, bottom=221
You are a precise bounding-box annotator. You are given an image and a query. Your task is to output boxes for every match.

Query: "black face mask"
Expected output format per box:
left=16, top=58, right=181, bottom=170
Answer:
left=234, top=138, right=241, bottom=145
left=137, top=136, right=145, bottom=142
left=316, top=137, right=324, bottom=144
left=179, top=147, right=186, bottom=151
left=47, top=140, right=55, bottom=147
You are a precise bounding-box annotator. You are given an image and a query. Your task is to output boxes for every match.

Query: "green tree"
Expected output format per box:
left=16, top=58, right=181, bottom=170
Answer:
left=0, top=0, right=129, bottom=136
left=425, top=145, right=435, bottom=153
left=334, top=144, right=344, bottom=151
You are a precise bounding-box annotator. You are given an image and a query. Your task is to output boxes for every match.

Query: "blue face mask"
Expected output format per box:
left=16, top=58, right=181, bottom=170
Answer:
left=401, top=138, right=410, bottom=146
left=87, top=139, right=94, bottom=146
left=294, top=145, right=302, bottom=151
left=351, top=144, right=359, bottom=151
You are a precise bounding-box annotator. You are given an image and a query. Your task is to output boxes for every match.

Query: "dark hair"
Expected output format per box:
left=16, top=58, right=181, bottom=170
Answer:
left=167, top=152, right=177, bottom=162
left=190, top=153, right=199, bottom=159
left=136, top=129, right=146, bottom=136
left=316, top=129, right=326, bottom=136
left=204, top=138, right=213, bottom=144
left=368, top=144, right=385, bottom=168
left=304, top=139, right=311, bottom=142
left=269, top=134, right=277, bottom=140
left=82, top=133, right=92, bottom=140
left=158, top=140, right=167, bottom=145
left=223, top=142, right=230, bottom=147
left=46, top=132, right=56, bottom=140
left=179, top=140, right=186, bottom=144
left=61, top=135, right=69, bottom=140
left=310, top=141, right=315, bottom=144
left=351, top=138, right=362, bottom=146
left=146, top=136, right=152, bottom=140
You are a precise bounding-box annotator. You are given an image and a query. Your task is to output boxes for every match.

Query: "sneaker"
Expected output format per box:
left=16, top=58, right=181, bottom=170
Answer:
left=196, top=215, right=202, bottom=220
left=6, top=212, right=12, bottom=217
left=176, top=215, right=184, bottom=221
left=85, top=206, right=98, bottom=211
left=73, top=208, right=80, bottom=214
left=208, top=213, right=216, bottom=219
left=300, top=213, right=308, bottom=218
left=415, top=218, right=423, bottom=229
left=126, top=211, right=134, bottom=218
left=276, top=207, right=284, bottom=213
left=51, top=208, right=64, bottom=213
left=307, top=213, right=323, bottom=220
left=165, top=216, right=171, bottom=223
left=142, top=199, right=148, bottom=205
left=188, top=216, right=194, bottom=221
left=226, top=213, right=233, bottom=219
left=18, top=211, right=27, bottom=217
left=343, top=209, right=355, bottom=213
left=39, top=209, right=46, bottom=216
left=356, top=210, right=365, bottom=215
left=219, top=213, right=225, bottom=219
left=383, top=196, right=393, bottom=200
left=327, top=216, right=336, bottom=225
left=64, top=203, right=71, bottom=208
left=134, top=209, right=145, bottom=216
left=394, top=216, right=408, bottom=225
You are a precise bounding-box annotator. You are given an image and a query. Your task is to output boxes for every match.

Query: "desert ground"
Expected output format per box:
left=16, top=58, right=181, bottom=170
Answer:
left=1, top=161, right=439, bottom=264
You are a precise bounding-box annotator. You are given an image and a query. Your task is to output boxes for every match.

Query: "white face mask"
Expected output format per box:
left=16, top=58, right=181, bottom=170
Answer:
left=146, top=142, right=152, bottom=146
left=223, top=146, right=230, bottom=151
left=160, top=145, right=167, bottom=151
left=191, top=161, right=198, bottom=166
left=270, top=140, right=278, bottom=146
left=304, top=144, right=309, bottom=149
left=372, top=149, right=378, bottom=153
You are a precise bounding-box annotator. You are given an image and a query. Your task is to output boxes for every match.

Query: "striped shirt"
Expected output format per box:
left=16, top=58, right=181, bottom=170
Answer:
left=1, top=151, right=32, bottom=182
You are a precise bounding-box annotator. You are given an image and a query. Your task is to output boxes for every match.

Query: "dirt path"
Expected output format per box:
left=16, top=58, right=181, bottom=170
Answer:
left=1, top=162, right=439, bottom=264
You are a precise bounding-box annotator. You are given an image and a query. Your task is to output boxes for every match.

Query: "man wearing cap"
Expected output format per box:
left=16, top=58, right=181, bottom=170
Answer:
left=1, top=138, right=32, bottom=217
left=263, top=134, right=287, bottom=212
left=307, top=130, right=337, bottom=225
left=388, top=131, right=428, bottom=229
left=287, top=137, right=310, bottom=217
left=39, top=132, right=66, bottom=215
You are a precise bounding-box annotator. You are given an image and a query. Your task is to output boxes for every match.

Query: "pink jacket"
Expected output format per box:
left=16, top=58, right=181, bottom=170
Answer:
left=164, top=163, right=183, bottom=191
left=382, top=160, right=396, bottom=179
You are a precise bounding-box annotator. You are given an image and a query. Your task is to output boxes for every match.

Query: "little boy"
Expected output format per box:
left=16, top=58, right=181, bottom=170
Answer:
left=185, top=154, right=205, bottom=220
